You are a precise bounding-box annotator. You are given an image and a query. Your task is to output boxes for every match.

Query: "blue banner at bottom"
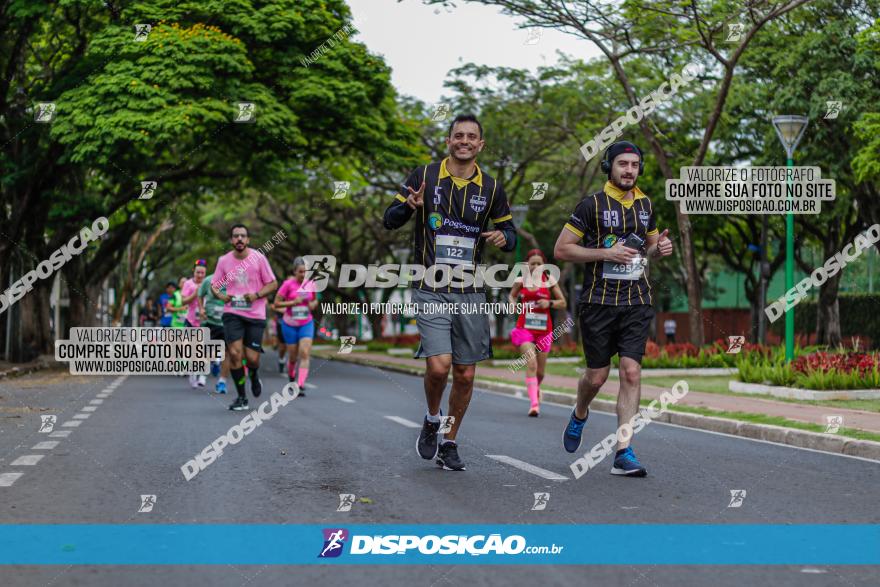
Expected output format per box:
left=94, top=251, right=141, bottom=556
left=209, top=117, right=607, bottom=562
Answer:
left=0, top=525, right=878, bottom=565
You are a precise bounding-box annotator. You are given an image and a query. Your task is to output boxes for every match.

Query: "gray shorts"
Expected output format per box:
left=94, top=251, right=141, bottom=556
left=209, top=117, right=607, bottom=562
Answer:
left=412, top=288, right=492, bottom=365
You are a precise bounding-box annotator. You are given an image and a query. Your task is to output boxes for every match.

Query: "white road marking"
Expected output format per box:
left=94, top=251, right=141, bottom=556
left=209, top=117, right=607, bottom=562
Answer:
left=32, top=441, right=59, bottom=450
left=333, top=395, right=355, bottom=403
left=73, top=413, right=91, bottom=420
left=485, top=455, right=569, bottom=481
left=0, top=472, right=24, bottom=487
left=11, top=455, right=44, bottom=466
left=61, top=420, right=82, bottom=428
left=49, top=430, right=71, bottom=438
left=384, top=415, right=421, bottom=429
left=90, top=399, right=104, bottom=405
left=96, top=393, right=110, bottom=398
left=82, top=406, right=97, bottom=412
left=475, top=387, right=880, bottom=465
left=304, top=383, right=317, bottom=389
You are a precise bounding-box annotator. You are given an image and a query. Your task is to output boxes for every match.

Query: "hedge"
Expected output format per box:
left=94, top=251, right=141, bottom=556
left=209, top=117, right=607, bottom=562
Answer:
left=770, top=293, right=880, bottom=346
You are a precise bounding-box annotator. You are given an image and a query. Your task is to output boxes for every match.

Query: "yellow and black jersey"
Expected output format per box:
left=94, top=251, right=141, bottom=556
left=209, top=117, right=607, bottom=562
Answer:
left=383, top=158, right=517, bottom=294
left=564, top=181, right=659, bottom=306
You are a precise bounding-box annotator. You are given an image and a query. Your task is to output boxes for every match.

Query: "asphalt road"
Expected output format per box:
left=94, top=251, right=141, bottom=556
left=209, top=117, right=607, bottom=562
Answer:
left=0, top=354, right=877, bottom=586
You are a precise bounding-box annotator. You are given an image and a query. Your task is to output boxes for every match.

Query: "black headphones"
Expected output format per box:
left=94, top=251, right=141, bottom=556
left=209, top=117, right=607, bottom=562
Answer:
left=600, top=141, right=644, bottom=175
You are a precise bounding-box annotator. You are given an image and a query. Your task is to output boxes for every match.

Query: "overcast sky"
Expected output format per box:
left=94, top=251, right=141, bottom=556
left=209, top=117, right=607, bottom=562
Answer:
left=347, top=0, right=601, bottom=104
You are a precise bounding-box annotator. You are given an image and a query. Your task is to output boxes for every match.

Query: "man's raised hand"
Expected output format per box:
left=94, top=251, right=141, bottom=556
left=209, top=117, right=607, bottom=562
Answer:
left=405, top=182, right=425, bottom=209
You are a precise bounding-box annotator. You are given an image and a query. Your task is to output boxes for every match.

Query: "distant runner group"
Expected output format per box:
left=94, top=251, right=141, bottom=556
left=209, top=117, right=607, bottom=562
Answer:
left=159, top=225, right=319, bottom=411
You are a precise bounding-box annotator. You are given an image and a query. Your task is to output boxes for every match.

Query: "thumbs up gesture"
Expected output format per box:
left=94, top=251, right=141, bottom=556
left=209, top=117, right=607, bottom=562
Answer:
left=656, top=229, right=673, bottom=257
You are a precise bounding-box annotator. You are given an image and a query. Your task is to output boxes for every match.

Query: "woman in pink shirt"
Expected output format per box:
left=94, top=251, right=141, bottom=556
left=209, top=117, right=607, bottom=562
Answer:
left=179, top=259, right=208, bottom=388
left=273, top=257, right=319, bottom=393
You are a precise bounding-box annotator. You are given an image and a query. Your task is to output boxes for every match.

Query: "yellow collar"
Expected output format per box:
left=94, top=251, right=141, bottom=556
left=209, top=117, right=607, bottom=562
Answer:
left=604, top=180, right=646, bottom=209
left=440, top=157, right=483, bottom=189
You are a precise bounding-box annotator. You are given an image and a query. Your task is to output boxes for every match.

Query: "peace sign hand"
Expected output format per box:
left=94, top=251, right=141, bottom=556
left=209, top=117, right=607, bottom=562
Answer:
left=405, top=182, right=425, bottom=210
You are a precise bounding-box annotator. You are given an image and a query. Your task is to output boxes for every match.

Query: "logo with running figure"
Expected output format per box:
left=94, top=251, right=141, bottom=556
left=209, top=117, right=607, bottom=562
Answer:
left=428, top=213, right=443, bottom=231
left=824, top=100, right=842, bottom=119
left=133, top=24, right=152, bottom=41
left=35, top=102, right=56, bottom=123
left=531, top=492, right=549, bottom=511
left=234, top=102, right=256, bottom=123
left=824, top=415, right=843, bottom=434
left=728, top=489, right=746, bottom=508
left=338, top=336, right=356, bottom=354
left=139, top=181, right=157, bottom=200
left=303, top=255, right=337, bottom=292
left=332, top=181, right=350, bottom=200
left=138, top=494, right=156, bottom=513
left=725, top=23, right=744, bottom=42
left=39, top=415, right=57, bottom=433
left=337, top=493, right=356, bottom=512
left=602, top=234, right=618, bottom=248
left=438, top=415, right=455, bottom=434
left=726, top=336, right=745, bottom=354
left=318, top=528, right=349, bottom=558
left=431, top=103, right=450, bottom=122
left=530, top=182, right=548, bottom=201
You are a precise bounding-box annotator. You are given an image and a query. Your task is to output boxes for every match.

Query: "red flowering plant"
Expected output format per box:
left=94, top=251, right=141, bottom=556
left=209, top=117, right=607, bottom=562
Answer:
left=792, top=351, right=880, bottom=376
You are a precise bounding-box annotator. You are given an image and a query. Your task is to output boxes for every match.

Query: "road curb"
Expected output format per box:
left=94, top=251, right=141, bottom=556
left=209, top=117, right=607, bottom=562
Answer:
left=729, top=380, right=880, bottom=400
left=317, top=352, right=880, bottom=462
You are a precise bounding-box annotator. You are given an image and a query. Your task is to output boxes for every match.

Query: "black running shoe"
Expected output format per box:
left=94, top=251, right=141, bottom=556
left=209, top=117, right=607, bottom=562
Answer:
left=416, top=414, right=441, bottom=459
left=250, top=373, right=262, bottom=398
left=436, top=442, right=466, bottom=471
left=278, top=360, right=284, bottom=374
left=289, top=376, right=305, bottom=397
left=229, top=396, right=249, bottom=411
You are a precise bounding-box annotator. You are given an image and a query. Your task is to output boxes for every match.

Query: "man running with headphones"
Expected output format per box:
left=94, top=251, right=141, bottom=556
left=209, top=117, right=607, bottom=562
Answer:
left=554, top=141, right=673, bottom=477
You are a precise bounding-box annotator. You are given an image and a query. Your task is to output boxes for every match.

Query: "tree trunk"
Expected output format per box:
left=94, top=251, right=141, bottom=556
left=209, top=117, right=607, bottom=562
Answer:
left=19, top=278, right=52, bottom=357
left=367, top=311, right=385, bottom=341
left=816, top=273, right=842, bottom=348
left=63, top=258, right=102, bottom=328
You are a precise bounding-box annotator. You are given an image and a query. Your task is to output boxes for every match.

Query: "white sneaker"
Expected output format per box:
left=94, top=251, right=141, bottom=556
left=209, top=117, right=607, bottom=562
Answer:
left=188, top=374, right=198, bottom=388
left=197, top=375, right=206, bottom=387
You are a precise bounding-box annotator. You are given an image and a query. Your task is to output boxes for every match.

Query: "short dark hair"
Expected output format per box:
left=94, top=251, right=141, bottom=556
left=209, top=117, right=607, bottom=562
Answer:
left=230, top=224, right=248, bottom=237
left=165, top=281, right=176, bottom=289
left=447, top=114, right=483, bottom=139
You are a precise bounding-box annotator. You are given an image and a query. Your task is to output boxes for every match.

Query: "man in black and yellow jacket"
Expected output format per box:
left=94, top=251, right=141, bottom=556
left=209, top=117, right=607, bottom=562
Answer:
left=554, top=141, right=673, bottom=477
left=384, top=114, right=516, bottom=471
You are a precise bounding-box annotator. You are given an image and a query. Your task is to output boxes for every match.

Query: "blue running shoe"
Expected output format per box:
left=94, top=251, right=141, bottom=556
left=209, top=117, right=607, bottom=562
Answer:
left=611, top=447, right=647, bottom=477
left=562, top=409, right=588, bottom=453
left=210, top=361, right=220, bottom=377
left=215, top=380, right=227, bottom=394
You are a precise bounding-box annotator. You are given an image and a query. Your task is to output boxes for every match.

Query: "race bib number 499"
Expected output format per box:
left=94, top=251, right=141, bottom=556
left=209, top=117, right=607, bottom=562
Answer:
left=602, top=255, right=646, bottom=280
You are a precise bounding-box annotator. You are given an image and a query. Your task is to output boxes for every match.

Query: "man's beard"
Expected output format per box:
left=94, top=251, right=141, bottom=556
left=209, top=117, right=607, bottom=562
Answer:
left=611, top=175, right=636, bottom=190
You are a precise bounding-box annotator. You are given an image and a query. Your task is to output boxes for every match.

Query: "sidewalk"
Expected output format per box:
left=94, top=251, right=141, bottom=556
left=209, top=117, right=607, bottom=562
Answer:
left=0, top=355, right=54, bottom=379
left=330, top=351, right=880, bottom=435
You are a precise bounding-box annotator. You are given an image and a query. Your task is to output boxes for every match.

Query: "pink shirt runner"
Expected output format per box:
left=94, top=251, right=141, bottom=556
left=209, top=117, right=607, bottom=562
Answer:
left=183, top=278, right=201, bottom=327
left=277, top=279, right=316, bottom=326
left=211, top=248, right=277, bottom=320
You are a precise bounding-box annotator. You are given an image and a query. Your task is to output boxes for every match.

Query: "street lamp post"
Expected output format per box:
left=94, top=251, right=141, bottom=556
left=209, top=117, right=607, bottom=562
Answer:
left=771, top=115, right=809, bottom=362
